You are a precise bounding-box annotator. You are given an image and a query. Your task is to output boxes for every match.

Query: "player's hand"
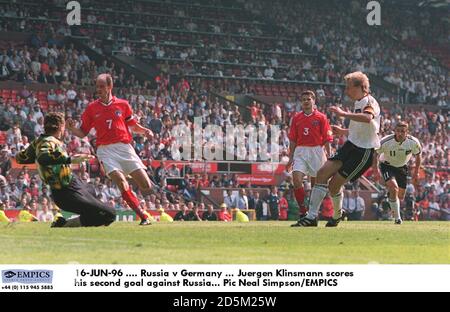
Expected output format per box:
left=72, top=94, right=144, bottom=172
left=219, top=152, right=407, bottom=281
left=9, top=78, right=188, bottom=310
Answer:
left=286, top=158, right=293, bottom=172
left=66, top=118, right=76, bottom=130
left=329, top=106, right=347, bottom=117
left=331, top=125, right=345, bottom=136
left=144, top=129, right=154, bottom=140
left=71, top=154, right=95, bottom=164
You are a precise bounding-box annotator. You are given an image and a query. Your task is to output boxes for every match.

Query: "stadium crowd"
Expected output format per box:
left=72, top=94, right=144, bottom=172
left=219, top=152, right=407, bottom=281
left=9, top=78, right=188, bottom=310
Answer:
left=1, top=0, right=448, bottom=106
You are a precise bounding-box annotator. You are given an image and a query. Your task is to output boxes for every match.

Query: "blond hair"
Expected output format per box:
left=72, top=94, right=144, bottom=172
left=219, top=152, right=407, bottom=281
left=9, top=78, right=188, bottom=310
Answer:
left=344, top=71, right=370, bottom=94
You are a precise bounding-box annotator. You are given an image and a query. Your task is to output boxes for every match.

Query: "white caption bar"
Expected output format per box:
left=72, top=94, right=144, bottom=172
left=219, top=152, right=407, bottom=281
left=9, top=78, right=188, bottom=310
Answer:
left=0, top=265, right=449, bottom=292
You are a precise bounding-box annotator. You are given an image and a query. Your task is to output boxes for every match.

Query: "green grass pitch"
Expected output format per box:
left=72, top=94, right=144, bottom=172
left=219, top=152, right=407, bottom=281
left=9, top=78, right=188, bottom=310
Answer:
left=0, top=221, right=448, bottom=264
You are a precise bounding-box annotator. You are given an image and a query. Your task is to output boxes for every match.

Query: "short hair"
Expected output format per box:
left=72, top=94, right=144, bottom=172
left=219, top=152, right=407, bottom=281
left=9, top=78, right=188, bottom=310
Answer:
left=344, top=71, right=370, bottom=93
left=300, top=90, right=316, bottom=100
left=44, top=112, right=65, bottom=134
left=97, top=73, right=113, bottom=86
left=396, top=121, right=409, bottom=129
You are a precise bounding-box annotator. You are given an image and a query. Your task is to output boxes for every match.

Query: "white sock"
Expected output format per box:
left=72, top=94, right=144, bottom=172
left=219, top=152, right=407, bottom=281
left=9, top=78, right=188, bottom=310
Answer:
left=331, top=192, right=343, bottom=219
left=390, top=198, right=401, bottom=220
left=306, top=184, right=328, bottom=219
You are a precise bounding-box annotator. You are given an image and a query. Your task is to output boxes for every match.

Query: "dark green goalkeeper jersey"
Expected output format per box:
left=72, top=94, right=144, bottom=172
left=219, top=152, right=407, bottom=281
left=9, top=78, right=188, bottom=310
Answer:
left=16, top=134, right=73, bottom=190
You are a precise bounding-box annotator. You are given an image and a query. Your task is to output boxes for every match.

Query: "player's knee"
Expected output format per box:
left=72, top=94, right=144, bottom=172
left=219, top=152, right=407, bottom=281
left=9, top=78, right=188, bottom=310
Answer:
left=141, top=180, right=153, bottom=193
left=329, top=185, right=341, bottom=196
left=316, top=168, right=328, bottom=183
left=138, top=182, right=153, bottom=195
left=328, top=179, right=343, bottom=195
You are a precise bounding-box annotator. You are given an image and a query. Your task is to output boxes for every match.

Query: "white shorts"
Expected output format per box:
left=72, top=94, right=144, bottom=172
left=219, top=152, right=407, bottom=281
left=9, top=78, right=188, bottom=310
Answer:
left=96, top=142, right=146, bottom=177
left=293, top=146, right=326, bottom=177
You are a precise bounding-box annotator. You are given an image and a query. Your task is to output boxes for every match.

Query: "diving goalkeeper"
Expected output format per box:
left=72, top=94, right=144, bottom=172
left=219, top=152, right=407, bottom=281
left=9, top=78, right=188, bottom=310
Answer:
left=16, top=112, right=116, bottom=227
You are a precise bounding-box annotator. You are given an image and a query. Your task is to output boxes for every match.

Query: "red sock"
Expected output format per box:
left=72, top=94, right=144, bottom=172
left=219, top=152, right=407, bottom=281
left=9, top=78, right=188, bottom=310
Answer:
left=122, top=189, right=147, bottom=220
left=294, top=187, right=307, bottom=214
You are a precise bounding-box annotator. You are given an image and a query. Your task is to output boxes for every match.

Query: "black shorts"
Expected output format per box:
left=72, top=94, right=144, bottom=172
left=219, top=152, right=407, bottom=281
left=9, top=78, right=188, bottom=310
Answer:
left=379, top=162, right=408, bottom=189
left=329, top=141, right=374, bottom=182
left=51, top=176, right=116, bottom=226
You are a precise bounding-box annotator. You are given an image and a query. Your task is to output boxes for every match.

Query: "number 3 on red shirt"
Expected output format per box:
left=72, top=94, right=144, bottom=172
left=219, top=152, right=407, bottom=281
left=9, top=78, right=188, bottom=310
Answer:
left=303, top=127, right=309, bottom=135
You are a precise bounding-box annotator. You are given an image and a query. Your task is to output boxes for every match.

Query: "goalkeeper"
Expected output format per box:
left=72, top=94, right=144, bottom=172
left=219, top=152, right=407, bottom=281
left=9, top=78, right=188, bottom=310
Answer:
left=16, top=113, right=116, bottom=228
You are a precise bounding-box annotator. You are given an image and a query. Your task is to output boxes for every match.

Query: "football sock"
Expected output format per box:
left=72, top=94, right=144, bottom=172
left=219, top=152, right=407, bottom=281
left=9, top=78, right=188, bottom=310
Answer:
left=390, top=198, right=401, bottom=220
left=306, top=184, right=328, bottom=219
left=122, top=189, right=147, bottom=220
left=294, top=187, right=306, bottom=214
left=331, top=192, right=343, bottom=219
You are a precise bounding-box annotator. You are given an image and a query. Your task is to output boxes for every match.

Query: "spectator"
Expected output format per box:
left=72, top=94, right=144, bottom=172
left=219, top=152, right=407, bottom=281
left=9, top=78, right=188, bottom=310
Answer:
left=232, top=188, right=248, bottom=210
left=0, top=149, right=12, bottom=176
left=38, top=204, right=54, bottom=222
left=174, top=204, right=190, bottom=221
left=17, top=205, right=38, bottom=222
left=223, top=189, right=234, bottom=209
left=154, top=161, right=167, bottom=184
left=167, top=164, right=181, bottom=177
left=186, top=203, right=202, bottom=221
left=346, top=190, right=366, bottom=221
left=266, top=186, right=280, bottom=220
left=279, top=190, right=288, bottom=220
left=202, top=204, right=218, bottom=221
left=218, top=203, right=231, bottom=222
left=157, top=207, right=173, bottom=222
left=22, top=114, right=37, bottom=140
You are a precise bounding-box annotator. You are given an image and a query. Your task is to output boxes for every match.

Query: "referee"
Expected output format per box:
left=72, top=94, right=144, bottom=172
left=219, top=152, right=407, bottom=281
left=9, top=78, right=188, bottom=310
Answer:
left=16, top=113, right=116, bottom=227
left=373, top=121, right=422, bottom=224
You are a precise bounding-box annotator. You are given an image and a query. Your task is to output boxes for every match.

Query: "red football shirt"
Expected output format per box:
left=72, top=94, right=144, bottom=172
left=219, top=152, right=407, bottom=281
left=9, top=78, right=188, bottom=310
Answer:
left=80, top=96, right=137, bottom=146
left=288, top=110, right=332, bottom=146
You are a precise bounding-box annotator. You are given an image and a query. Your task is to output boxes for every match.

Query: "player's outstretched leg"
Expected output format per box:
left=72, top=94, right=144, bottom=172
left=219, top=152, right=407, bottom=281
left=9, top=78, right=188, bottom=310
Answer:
left=51, top=176, right=116, bottom=227
left=109, top=170, right=151, bottom=225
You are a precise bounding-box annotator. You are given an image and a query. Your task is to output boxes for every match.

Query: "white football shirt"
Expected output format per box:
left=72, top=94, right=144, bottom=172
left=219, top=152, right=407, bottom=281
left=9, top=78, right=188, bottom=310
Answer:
left=377, top=134, right=422, bottom=167
left=348, top=95, right=381, bottom=149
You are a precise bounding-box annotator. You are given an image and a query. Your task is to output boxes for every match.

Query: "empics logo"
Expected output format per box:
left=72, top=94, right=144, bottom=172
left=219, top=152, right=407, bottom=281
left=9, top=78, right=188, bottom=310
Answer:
left=3, top=271, right=16, bottom=279
left=2, top=270, right=53, bottom=284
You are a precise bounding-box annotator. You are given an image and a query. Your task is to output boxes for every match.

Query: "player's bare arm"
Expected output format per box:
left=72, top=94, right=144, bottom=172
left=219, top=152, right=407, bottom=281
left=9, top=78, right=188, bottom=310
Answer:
left=330, top=125, right=349, bottom=136
left=324, top=141, right=331, bottom=158
left=71, top=154, right=96, bottom=164
left=286, top=140, right=296, bottom=171
left=129, top=122, right=154, bottom=140
left=66, top=118, right=87, bottom=138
